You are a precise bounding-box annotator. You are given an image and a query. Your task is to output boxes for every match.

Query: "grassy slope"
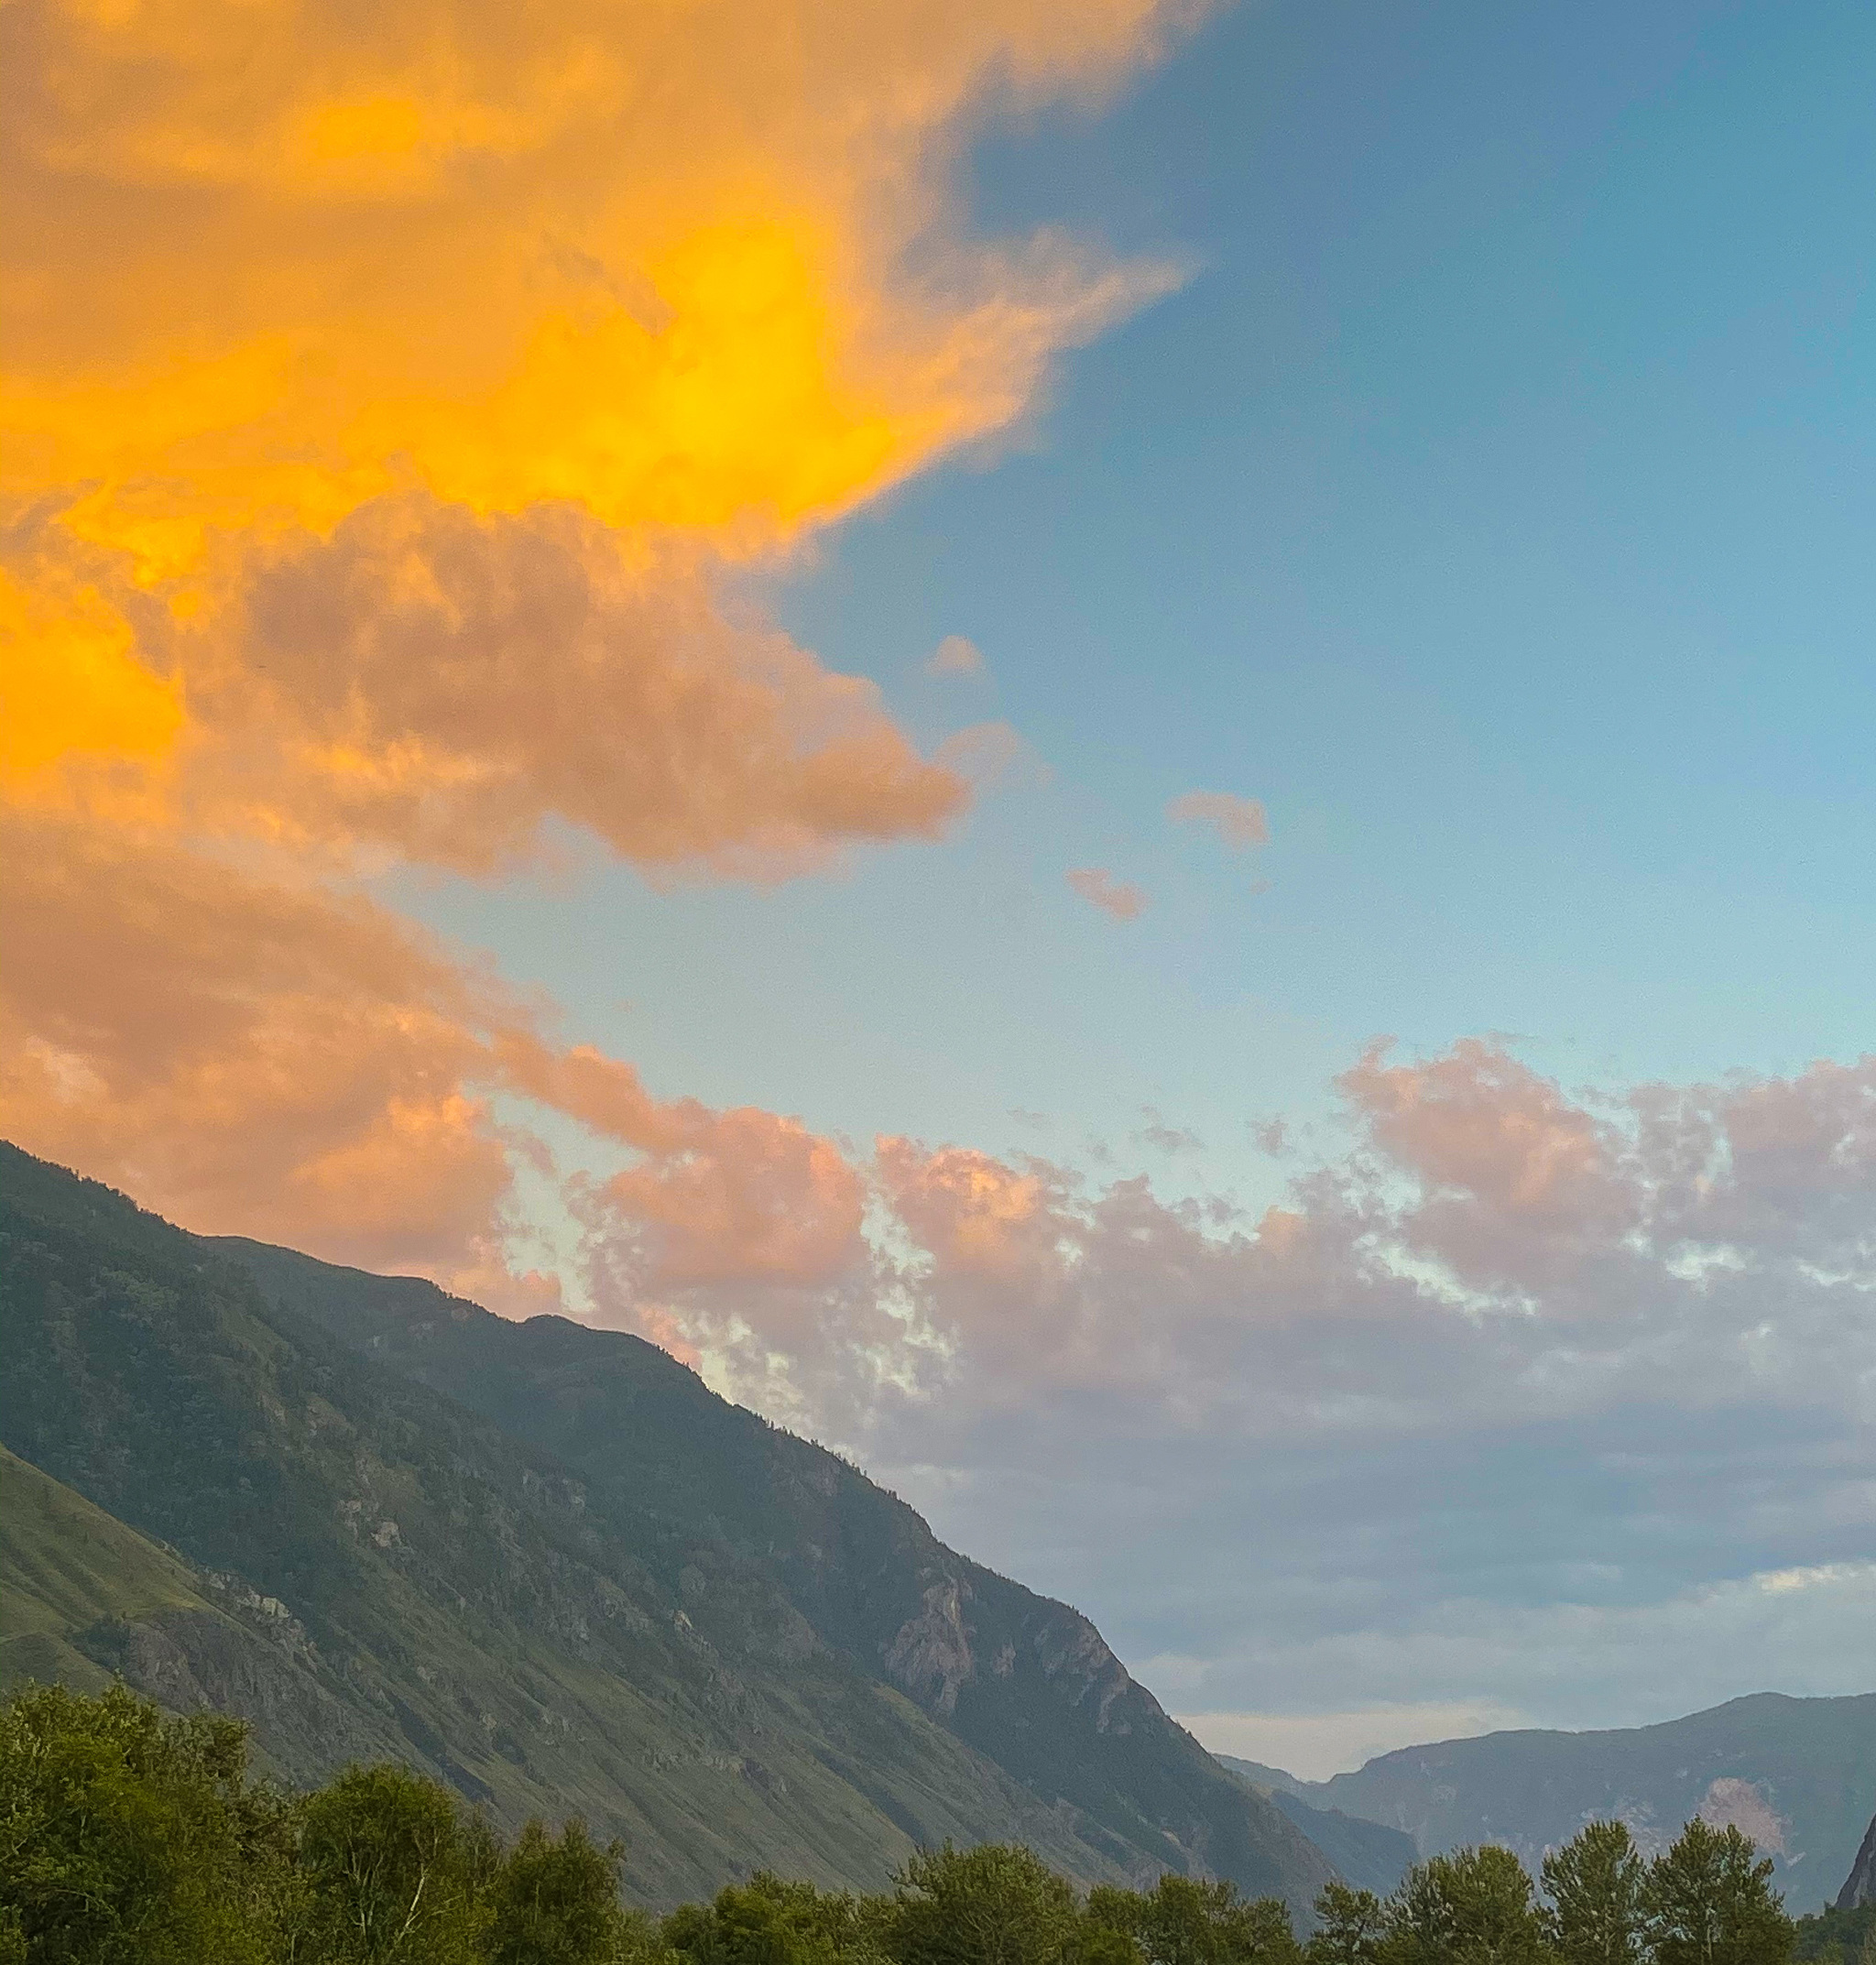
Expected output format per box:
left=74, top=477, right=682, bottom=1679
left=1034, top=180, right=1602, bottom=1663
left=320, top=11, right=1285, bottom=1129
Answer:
left=0, top=1440, right=202, bottom=1696
left=220, top=1234, right=1334, bottom=1915
left=1293, top=1696, right=1876, bottom=1915
left=0, top=1441, right=401, bottom=1782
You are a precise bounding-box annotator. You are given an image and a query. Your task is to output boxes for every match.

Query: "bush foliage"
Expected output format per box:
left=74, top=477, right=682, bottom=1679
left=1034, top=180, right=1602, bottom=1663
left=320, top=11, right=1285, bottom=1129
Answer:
left=0, top=1686, right=1811, bottom=1965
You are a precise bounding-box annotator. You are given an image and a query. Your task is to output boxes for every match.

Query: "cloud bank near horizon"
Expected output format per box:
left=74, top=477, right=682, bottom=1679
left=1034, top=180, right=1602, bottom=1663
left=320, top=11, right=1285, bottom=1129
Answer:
left=592, top=1036, right=1876, bottom=1749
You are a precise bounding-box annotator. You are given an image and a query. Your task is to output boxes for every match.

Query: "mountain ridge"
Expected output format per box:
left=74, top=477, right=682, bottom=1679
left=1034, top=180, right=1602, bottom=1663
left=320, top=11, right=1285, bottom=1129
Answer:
left=0, top=1140, right=1333, bottom=1916
left=1216, top=1757, right=1417, bottom=1895
left=213, top=1228, right=1333, bottom=1908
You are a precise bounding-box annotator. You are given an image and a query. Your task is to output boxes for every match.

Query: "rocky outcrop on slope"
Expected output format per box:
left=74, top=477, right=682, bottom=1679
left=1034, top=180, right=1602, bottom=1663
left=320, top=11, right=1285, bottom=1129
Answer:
left=1838, top=1810, right=1876, bottom=1908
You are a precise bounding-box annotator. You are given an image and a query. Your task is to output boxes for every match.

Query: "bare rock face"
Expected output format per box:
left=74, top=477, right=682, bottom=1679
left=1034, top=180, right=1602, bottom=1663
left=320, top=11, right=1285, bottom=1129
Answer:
left=81, top=1606, right=400, bottom=1783
left=1838, top=1811, right=1876, bottom=1909
left=885, top=1577, right=976, bottom=1716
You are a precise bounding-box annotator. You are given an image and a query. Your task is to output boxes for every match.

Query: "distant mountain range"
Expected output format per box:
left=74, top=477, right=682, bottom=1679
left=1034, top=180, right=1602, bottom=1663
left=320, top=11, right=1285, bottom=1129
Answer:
left=0, top=1141, right=1333, bottom=1916
left=1243, top=1698, right=1876, bottom=1916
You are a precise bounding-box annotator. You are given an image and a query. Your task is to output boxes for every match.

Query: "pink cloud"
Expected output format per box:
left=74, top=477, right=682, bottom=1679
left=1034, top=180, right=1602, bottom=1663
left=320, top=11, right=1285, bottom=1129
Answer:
left=1066, top=866, right=1149, bottom=920
left=1166, top=789, right=1269, bottom=850
left=0, top=805, right=872, bottom=1321
left=1338, top=1038, right=1639, bottom=1289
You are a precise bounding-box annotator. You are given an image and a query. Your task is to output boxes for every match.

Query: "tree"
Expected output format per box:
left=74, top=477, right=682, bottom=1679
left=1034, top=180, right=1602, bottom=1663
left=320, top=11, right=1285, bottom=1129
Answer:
left=1388, top=1847, right=1552, bottom=1965
left=664, top=1872, right=882, bottom=1965
left=888, top=1843, right=1078, bottom=1965
left=298, top=1762, right=493, bottom=1963
left=1086, top=1875, right=1300, bottom=1965
left=485, top=1818, right=652, bottom=1965
left=0, top=1680, right=291, bottom=1965
left=1066, top=1922, right=1144, bottom=1965
left=1644, top=1818, right=1794, bottom=1965
left=1304, top=1883, right=1391, bottom=1965
left=1542, top=1822, right=1645, bottom=1965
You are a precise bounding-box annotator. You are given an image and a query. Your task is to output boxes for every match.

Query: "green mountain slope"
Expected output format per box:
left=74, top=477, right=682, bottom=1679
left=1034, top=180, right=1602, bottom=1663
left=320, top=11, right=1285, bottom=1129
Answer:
left=2, top=1438, right=202, bottom=1694
left=0, top=1141, right=1333, bottom=1915
left=0, top=1441, right=401, bottom=1778
left=1274, top=1696, right=1876, bottom=1915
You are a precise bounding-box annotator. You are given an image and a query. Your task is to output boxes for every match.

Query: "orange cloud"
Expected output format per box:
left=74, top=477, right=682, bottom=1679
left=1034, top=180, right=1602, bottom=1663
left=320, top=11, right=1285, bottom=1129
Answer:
left=5, top=0, right=1192, bottom=574
left=1066, top=866, right=1149, bottom=920
left=0, top=807, right=526, bottom=1287
left=504, top=1038, right=867, bottom=1288
left=0, top=0, right=1204, bottom=1308
left=0, top=804, right=871, bottom=1313
left=178, top=497, right=970, bottom=876
left=876, top=1138, right=1058, bottom=1280
left=0, top=564, right=181, bottom=790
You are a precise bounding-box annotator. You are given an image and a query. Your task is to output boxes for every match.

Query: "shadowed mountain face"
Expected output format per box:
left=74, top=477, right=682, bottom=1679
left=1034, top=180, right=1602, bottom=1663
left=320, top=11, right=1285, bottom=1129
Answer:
left=213, top=1230, right=1332, bottom=1912
left=1216, top=1758, right=1416, bottom=1897
left=0, top=1141, right=1333, bottom=1915
left=1260, top=1698, right=1876, bottom=1916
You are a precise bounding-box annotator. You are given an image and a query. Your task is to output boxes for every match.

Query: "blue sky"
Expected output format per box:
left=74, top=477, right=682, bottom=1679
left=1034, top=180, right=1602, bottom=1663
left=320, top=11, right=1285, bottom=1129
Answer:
left=413, top=0, right=1876, bottom=1200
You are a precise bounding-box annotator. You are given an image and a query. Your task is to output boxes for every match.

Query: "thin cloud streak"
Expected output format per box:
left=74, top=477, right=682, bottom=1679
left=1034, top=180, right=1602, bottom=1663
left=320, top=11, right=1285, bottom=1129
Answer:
left=1066, top=865, right=1150, bottom=919
left=1167, top=788, right=1270, bottom=849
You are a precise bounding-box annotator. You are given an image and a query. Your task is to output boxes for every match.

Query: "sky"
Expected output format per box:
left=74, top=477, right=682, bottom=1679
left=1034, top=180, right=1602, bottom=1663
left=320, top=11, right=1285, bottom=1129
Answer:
left=5, top=0, right=1876, bottom=1780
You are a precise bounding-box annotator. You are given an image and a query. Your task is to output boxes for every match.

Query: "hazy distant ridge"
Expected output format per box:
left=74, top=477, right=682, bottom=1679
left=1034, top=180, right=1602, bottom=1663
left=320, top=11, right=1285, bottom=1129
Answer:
left=1245, top=1697, right=1876, bottom=1916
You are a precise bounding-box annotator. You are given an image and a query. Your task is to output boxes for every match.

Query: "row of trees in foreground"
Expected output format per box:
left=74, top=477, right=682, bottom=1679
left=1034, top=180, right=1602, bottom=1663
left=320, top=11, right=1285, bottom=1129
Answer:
left=0, top=1685, right=1822, bottom=1964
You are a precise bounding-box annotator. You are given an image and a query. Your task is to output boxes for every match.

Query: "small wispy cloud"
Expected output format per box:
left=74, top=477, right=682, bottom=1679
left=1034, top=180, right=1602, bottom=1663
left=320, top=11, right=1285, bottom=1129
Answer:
left=1168, top=789, right=1269, bottom=849
left=927, top=634, right=986, bottom=676
left=1137, top=1107, right=1203, bottom=1154
left=1066, top=867, right=1148, bottom=920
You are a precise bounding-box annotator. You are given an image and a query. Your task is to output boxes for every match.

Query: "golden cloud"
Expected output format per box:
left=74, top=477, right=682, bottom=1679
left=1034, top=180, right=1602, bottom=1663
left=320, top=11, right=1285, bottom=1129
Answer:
left=0, top=0, right=1200, bottom=1296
